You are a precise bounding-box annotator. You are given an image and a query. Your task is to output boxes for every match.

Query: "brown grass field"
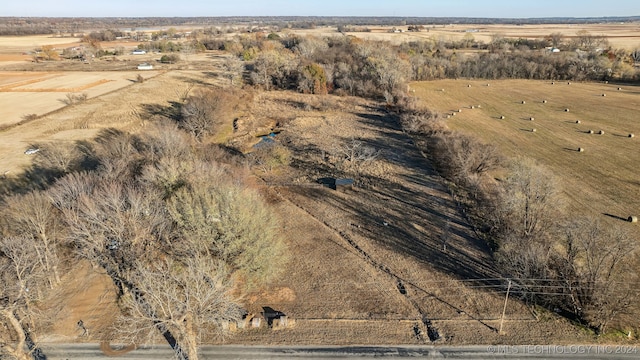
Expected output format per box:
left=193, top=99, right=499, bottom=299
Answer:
left=0, top=70, right=162, bottom=127
left=295, top=23, right=640, bottom=49
left=411, top=79, right=640, bottom=224
left=1, top=25, right=639, bottom=348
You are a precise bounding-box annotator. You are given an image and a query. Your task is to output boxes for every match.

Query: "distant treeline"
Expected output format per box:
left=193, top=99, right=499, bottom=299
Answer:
left=1, top=16, right=640, bottom=35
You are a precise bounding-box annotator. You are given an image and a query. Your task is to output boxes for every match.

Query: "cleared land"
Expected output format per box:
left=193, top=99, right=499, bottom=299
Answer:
left=0, top=70, right=162, bottom=128
left=295, top=23, right=640, bottom=49
left=411, top=79, right=640, bottom=223
left=20, top=84, right=590, bottom=346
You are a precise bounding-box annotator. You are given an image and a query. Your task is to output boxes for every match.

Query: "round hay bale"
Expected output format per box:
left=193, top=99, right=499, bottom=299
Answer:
left=578, top=147, right=584, bottom=152
left=602, top=93, right=606, bottom=97
left=530, top=117, right=535, bottom=121
left=446, top=115, right=451, bottom=119
left=470, top=105, right=475, bottom=109
left=605, top=81, right=609, bottom=84
left=467, top=84, right=472, bottom=88
left=500, top=115, right=505, bottom=119
left=486, top=83, right=490, bottom=86
left=542, top=100, right=548, bottom=103
left=629, top=133, right=634, bottom=138
left=551, top=82, right=555, bottom=85
left=629, top=216, right=638, bottom=223
left=458, top=109, right=462, bottom=112
left=567, top=82, right=571, bottom=85
left=531, top=128, right=537, bottom=132
left=522, top=100, right=526, bottom=104
left=598, top=130, right=604, bottom=135
left=576, top=120, right=581, bottom=124
left=477, top=104, right=482, bottom=108
left=565, top=108, right=570, bottom=112
left=441, top=89, right=445, bottom=92
left=452, top=112, right=457, bottom=116
left=588, top=130, right=594, bottom=134
left=617, top=87, right=622, bottom=91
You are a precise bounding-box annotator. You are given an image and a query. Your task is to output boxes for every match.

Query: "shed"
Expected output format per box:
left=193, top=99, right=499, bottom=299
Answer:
left=317, top=177, right=354, bottom=191
left=335, top=178, right=354, bottom=191
left=137, top=63, right=153, bottom=70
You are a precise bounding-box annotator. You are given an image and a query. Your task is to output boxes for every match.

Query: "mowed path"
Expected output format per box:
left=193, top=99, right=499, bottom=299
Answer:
left=412, top=79, right=640, bottom=225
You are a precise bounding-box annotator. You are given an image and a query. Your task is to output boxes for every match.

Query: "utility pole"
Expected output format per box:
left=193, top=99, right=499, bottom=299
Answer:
left=499, top=279, right=511, bottom=335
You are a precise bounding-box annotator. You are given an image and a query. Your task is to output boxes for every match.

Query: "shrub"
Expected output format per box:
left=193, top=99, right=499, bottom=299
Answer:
left=160, top=54, right=180, bottom=64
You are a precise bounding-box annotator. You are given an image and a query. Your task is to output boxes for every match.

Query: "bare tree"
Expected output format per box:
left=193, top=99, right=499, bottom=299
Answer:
left=363, top=43, right=411, bottom=95
left=294, top=36, right=329, bottom=59
left=498, top=158, right=560, bottom=240
left=556, top=218, right=639, bottom=333
left=249, top=49, right=295, bottom=91
left=549, top=32, right=563, bottom=48
left=332, top=138, right=380, bottom=171
left=430, top=132, right=502, bottom=185
left=180, top=88, right=239, bottom=140
left=1, top=191, right=62, bottom=287
left=0, top=236, right=50, bottom=360
left=222, top=57, right=244, bottom=86
left=50, top=130, right=286, bottom=359
left=32, top=141, right=81, bottom=174
left=112, top=256, right=243, bottom=360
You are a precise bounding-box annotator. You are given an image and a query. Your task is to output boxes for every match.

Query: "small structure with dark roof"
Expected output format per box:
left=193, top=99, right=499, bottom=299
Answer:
left=318, top=177, right=354, bottom=191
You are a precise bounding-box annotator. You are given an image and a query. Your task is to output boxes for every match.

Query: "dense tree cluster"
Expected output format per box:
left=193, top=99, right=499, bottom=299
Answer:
left=1, top=116, right=286, bottom=359
left=212, top=32, right=638, bottom=100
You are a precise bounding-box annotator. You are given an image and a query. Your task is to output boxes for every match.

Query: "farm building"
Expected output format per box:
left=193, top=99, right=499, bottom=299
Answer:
left=132, top=50, right=147, bottom=55
left=137, top=63, right=153, bottom=70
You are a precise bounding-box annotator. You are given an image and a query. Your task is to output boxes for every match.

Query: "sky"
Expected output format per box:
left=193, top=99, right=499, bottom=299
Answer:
left=2, top=0, right=639, bottom=18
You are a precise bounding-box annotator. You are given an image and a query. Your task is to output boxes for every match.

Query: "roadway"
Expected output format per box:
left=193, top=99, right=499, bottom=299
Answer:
left=39, top=344, right=640, bottom=359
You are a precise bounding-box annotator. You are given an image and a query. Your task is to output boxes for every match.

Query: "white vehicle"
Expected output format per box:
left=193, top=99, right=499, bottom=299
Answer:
left=24, top=148, right=40, bottom=155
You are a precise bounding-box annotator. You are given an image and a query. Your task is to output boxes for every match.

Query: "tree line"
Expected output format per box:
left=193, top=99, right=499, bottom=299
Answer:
left=396, top=104, right=639, bottom=335
left=1, top=108, right=286, bottom=360
left=207, top=32, right=639, bottom=102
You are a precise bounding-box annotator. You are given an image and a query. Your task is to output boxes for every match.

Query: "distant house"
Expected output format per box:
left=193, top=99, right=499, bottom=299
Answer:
left=132, top=50, right=146, bottom=55
left=137, top=63, right=153, bottom=70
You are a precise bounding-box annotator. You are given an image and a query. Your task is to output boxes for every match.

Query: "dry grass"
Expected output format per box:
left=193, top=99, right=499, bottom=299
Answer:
left=411, top=79, right=640, bottom=223
left=2, top=33, right=635, bottom=345
left=290, top=23, right=640, bottom=49
left=0, top=71, right=162, bottom=128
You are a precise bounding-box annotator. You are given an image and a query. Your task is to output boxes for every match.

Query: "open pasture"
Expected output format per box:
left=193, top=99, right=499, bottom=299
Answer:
left=295, top=22, right=640, bottom=49
left=412, top=79, right=640, bottom=221
left=0, top=70, right=161, bottom=128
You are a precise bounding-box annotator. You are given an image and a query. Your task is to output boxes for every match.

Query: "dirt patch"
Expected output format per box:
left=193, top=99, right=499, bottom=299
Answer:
left=99, top=342, right=137, bottom=356
left=42, top=261, right=119, bottom=343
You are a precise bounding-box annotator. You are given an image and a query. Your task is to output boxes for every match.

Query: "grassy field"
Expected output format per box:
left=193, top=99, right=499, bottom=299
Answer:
left=411, top=79, right=640, bottom=223
left=1, top=27, right=639, bottom=348
left=294, top=23, right=640, bottom=49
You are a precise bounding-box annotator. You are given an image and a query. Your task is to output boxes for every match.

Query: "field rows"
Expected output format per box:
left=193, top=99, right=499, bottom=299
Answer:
left=413, top=79, right=640, bottom=224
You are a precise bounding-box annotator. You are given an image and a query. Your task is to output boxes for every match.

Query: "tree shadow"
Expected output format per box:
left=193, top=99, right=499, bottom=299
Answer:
left=140, top=101, right=182, bottom=121
left=284, top=108, right=499, bottom=283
